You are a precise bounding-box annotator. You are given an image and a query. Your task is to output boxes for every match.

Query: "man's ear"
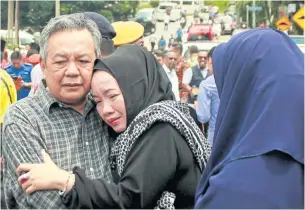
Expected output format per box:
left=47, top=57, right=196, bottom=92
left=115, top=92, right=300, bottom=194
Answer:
left=39, top=57, right=46, bottom=72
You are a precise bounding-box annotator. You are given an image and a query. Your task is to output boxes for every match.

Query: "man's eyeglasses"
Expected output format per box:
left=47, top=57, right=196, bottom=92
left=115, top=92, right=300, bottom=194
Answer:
left=169, top=57, right=177, bottom=61
left=198, top=56, right=207, bottom=60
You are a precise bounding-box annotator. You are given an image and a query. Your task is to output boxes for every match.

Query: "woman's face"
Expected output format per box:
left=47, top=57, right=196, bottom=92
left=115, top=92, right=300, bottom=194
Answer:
left=91, top=71, right=127, bottom=133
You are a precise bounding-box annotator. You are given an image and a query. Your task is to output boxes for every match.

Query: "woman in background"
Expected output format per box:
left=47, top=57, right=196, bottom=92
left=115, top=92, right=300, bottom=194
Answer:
left=195, top=29, right=304, bottom=208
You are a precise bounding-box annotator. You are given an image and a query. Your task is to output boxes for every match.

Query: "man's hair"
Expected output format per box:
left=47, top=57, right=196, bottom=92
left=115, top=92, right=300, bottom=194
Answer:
left=26, top=49, right=39, bottom=58
left=207, top=46, right=216, bottom=59
left=154, top=49, right=166, bottom=57
left=189, top=45, right=199, bottom=54
left=173, top=43, right=183, bottom=54
left=11, top=51, right=22, bottom=60
left=30, top=42, right=40, bottom=53
left=39, top=13, right=101, bottom=62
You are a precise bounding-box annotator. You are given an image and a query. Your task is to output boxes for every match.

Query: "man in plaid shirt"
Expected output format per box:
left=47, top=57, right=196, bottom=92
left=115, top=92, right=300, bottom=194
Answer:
left=2, top=13, right=113, bottom=209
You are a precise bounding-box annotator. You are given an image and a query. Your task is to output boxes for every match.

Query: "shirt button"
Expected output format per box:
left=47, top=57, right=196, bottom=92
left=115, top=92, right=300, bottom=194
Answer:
left=90, top=168, right=94, bottom=172
left=85, top=142, right=89, bottom=146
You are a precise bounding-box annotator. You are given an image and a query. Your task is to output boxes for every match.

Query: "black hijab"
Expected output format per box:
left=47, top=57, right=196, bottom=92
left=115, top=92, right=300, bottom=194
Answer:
left=94, top=45, right=210, bottom=209
left=94, top=44, right=175, bottom=125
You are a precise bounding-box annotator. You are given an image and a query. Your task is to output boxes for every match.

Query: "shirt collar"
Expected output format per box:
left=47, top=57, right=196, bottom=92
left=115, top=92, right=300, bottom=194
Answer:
left=162, top=64, right=172, bottom=74
left=199, top=66, right=208, bottom=72
left=36, top=82, right=94, bottom=116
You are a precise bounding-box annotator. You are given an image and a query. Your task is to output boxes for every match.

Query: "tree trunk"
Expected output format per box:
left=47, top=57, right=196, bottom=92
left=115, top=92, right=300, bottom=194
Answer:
left=7, top=0, right=14, bottom=43
left=15, top=0, right=19, bottom=46
left=55, top=0, right=60, bottom=17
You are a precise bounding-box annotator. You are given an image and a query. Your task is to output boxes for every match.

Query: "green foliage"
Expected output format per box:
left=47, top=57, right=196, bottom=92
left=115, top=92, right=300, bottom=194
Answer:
left=2, top=37, right=19, bottom=50
left=205, top=0, right=231, bottom=13
left=111, top=0, right=140, bottom=20
left=137, top=3, right=152, bottom=13
left=1, top=0, right=140, bottom=31
left=149, top=0, right=160, bottom=8
left=25, top=0, right=55, bottom=30
left=99, top=10, right=113, bottom=23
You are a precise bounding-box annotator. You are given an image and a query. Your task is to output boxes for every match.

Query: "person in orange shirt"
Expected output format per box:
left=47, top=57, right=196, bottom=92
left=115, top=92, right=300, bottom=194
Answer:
left=172, top=43, right=189, bottom=103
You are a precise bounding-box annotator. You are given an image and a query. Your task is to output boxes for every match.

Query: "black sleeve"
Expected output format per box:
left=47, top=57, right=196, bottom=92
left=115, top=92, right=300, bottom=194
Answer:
left=62, top=123, right=181, bottom=209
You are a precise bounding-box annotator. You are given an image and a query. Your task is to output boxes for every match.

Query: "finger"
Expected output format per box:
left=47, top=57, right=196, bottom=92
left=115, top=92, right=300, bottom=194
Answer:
left=17, top=164, right=36, bottom=175
left=42, top=150, right=52, bottom=164
left=18, top=173, right=30, bottom=184
left=25, top=185, right=36, bottom=194
left=20, top=179, right=32, bottom=192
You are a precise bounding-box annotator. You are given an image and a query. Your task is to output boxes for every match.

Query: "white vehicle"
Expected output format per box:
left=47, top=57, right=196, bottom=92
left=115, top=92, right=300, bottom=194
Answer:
left=212, top=21, right=222, bottom=37
left=156, top=3, right=181, bottom=22
left=199, top=13, right=210, bottom=24
left=182, top=41, right=221, bottom=60
left=0, top=30, right=35, bottom=49
left=220, top=15, right=234, bottom=35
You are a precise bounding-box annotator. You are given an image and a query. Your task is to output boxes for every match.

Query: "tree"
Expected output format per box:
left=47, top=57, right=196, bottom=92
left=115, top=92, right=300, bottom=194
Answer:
left=235, top=0, right=301, bottom=29
left=99, top=10, right=113, bottom=23
left=205, top=0, right=231, bottom=13
left=150, top=0, right=160, bottom=8
left=15, top=0, right=19, bottom=45
left=1, top=0, right=141, bottom=32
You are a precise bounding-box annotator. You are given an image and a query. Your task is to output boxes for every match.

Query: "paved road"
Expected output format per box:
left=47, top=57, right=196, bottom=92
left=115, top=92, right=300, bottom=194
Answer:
left=143, top=16, right=232, bottom=51
left=143, top=16, right=194, bottom=51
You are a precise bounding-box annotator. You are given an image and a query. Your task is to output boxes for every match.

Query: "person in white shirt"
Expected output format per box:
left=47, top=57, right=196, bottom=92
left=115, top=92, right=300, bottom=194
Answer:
left=164, top=14, right=170, bottom=31
left=162, top=50, right=180, bottom=101
left=29, top=63, right=43, bottom=95
left=149, top=34, right=158, bottom=52
left=182, top=51, right=210, bottom=103
left=154, top=50, right=165, bottom=65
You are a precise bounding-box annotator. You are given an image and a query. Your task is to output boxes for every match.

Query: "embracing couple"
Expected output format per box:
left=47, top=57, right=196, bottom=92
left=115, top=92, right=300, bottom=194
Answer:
left=2, top=13, right=210, bottom=209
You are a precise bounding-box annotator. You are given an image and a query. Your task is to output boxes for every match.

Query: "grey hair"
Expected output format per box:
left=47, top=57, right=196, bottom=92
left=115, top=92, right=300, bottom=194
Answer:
left=39, top=13, right=101, bottom=62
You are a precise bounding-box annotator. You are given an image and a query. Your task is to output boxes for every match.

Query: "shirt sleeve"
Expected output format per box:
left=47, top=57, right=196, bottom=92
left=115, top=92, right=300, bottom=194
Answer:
left=62, top=123, right=180, bottom=209
left=173, top=73, right=180, bottom=101
left=182, top=68, right=193, bottom=84
left=30, top=66, right=36, bottom=84
left=2, top=106, right=67, bottom=209
left=196, top=83, right=211, bottom=123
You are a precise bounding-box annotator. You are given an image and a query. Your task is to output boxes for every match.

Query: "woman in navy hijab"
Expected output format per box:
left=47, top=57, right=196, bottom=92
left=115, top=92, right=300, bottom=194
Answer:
left=195, top=29, right=304, bottom=208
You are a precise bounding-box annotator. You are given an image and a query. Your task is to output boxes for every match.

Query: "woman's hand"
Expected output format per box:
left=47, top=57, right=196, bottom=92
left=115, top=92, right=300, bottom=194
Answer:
left=17, top=150, right=72, bottom=194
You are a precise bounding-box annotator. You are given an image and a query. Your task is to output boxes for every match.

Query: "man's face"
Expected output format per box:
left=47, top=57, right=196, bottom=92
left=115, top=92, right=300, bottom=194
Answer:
left=133, top=36, right=144, bottom=47
left=198, top=51, right=208, bottom=69
left=172, top=47, right=181, bottom=57
left=155, top=55, right=164, bottom=65
left=164, top=51, right=177, bottom=70
left=40, top=29, right=96, bottom=106
left=11, top=58, right=22, bottom=69
left=207, top=57, right=213, bottom=74
left=25, top=44, right=31, bottom=51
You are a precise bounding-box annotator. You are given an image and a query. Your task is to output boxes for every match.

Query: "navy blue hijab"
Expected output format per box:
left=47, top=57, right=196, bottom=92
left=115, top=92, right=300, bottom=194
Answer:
left=195, top=29, right=304, bottom=204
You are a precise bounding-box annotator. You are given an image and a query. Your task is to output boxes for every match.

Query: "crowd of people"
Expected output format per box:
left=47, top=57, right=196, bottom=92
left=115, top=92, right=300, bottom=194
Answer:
left=0, top=11, right=304, bottom=209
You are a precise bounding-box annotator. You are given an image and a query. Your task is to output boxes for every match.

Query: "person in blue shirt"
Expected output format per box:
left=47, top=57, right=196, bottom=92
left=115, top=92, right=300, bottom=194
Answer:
left=196, top=46, right=219, bottom=146
left=195, top=29, right=304, bottom=209
left=158, top=36, right=166, bottom=51
left=5, top=51, right=33, bottom=100
left=176, top=28, right=183, bottom=43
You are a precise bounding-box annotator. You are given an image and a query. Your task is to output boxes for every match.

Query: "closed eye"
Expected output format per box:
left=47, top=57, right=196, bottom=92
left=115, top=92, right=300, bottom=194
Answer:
left=55, top=61, right=65, bottom=65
